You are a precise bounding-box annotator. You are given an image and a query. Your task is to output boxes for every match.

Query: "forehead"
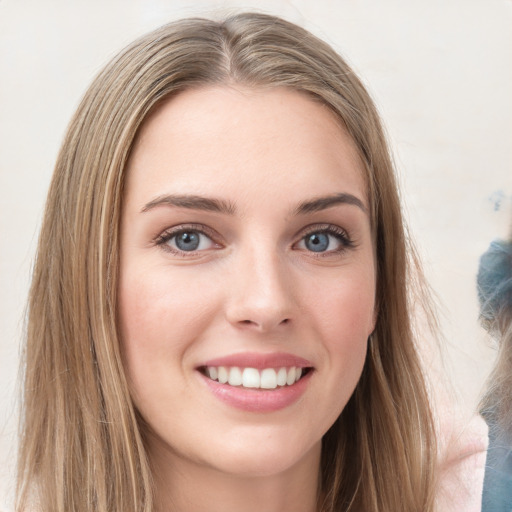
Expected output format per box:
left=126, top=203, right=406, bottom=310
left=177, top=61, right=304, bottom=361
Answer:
left=125, top=85, right=368, bottom=213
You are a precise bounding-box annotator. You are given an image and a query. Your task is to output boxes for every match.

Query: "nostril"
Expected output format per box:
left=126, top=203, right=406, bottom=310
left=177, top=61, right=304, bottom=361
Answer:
left=237, top=317, right=290, bottom=329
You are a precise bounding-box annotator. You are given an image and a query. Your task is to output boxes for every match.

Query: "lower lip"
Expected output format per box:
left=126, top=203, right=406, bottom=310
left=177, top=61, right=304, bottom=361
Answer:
left=200, top=371, right=313, bottom=412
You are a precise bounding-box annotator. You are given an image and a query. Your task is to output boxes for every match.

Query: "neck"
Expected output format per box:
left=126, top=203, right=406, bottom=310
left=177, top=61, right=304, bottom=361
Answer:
left=149, top=439, right=321, bottom=512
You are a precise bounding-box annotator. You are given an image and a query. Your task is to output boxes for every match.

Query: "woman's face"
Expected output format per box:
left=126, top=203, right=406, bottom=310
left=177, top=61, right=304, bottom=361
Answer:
left=119, top=86, right=376, bottom=478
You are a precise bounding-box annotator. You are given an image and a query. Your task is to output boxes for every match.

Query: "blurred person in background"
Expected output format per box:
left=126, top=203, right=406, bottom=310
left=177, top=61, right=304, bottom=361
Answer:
left=478, top=228, right=512, bottom=512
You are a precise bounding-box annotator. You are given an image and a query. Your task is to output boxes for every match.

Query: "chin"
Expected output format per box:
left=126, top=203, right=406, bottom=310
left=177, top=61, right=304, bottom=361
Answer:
left=195, top=430, right=322, bottom=479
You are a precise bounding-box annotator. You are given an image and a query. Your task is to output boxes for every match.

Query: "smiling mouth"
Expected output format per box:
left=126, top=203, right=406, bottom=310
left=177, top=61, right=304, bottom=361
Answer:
left=199, top=366, right=313, bottom=390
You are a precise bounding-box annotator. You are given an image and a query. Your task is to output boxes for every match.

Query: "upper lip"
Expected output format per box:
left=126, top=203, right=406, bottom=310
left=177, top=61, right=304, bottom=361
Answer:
left=199, top=352, right=314, bottom=370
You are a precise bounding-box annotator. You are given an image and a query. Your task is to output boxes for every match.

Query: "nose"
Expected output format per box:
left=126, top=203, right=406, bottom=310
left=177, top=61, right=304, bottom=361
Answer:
left=224, top=246, right=296, bottom=333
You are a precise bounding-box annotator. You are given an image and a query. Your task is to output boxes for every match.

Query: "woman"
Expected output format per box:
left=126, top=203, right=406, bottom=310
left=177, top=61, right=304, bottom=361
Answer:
left=17, top=13, right=439, bottom=512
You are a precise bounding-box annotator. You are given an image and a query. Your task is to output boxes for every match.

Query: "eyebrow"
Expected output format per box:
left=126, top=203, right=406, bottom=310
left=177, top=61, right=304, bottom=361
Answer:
left=141, top=194, right=237, bottom=215
left=294, top=193, right=367, bottom=215
left=141, top=192, right=367, bottom=216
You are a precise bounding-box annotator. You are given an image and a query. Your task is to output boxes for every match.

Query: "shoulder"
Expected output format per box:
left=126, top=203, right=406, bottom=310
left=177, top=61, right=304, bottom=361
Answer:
left=436, top=413, right=489, bottom=512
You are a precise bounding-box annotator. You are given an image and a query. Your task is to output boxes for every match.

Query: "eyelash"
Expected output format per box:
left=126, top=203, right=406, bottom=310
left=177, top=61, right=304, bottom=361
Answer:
left=154, top=223, right=355, bottom=257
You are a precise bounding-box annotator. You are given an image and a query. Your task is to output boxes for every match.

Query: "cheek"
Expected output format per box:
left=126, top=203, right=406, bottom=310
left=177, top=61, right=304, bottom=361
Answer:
left=117, top=267, right=220, bottom=393
left=302, top=268, right=375, bottom=404
left=305, top=267, right=376, bottom=341
left=119, top=264, right=215, bottom=339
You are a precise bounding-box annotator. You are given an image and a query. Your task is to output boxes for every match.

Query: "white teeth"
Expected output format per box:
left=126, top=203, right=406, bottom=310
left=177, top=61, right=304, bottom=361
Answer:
left=276, top=367, right=287, bottom=386
left=286, top=367, right=296, bottom=386
left=204, top=365, right=307, bottom=389
left=228, top=367, right=242, bottom=386
left=242, top=368, right=260, bottom=388
left=260, top=368, right=277, bottom=389
left=218, top=366, right=228, bottom=384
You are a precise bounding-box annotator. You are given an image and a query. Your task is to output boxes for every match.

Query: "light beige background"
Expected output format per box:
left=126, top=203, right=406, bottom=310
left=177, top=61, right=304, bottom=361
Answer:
left=1, top=0, right=511, bottom=508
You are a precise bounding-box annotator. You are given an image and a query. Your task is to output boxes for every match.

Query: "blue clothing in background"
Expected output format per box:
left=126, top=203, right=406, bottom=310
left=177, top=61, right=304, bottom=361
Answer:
left=478, top=239, right=512, bottom=512
left=481, top=418, right=512, bottom=512
left=477, top=239, right=512, bottom=324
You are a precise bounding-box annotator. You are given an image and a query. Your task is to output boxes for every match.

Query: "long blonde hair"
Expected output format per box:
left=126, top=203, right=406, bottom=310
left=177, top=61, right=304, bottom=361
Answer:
left=17, top=13, right=437, bottom=512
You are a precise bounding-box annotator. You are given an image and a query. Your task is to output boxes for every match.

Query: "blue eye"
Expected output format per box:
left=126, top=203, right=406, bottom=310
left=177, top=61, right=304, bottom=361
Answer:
left=296, top=227, right=352, bottom=254
left=304, top=233, right=330, bottom=252
left=157, top=227, right=217, bottom=254
left=175, top=231, right=201, bottom=251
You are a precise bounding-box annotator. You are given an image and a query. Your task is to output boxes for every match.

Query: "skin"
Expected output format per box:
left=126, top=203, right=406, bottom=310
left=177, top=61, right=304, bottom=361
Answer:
left=118, top=85, right=376, bottom=512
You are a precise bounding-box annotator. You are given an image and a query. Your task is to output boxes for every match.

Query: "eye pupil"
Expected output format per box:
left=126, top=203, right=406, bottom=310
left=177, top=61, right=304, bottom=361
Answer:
left=175, top=232, right=200, bottom=251
left=305, top=233, right=329, bottom=252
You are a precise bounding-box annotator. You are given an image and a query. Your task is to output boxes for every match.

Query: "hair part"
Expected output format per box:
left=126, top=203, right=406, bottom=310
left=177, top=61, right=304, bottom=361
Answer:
left=18, top=13, right=437, bottom=512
